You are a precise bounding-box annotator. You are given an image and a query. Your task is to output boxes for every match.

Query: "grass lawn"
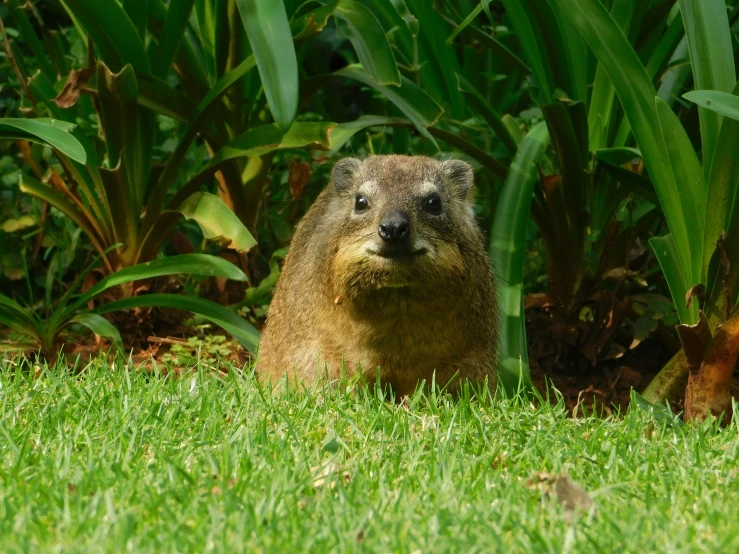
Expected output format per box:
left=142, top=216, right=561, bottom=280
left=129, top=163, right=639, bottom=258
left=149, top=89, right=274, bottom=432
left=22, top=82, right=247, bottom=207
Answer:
left=1, top=359, right=738, bottom=553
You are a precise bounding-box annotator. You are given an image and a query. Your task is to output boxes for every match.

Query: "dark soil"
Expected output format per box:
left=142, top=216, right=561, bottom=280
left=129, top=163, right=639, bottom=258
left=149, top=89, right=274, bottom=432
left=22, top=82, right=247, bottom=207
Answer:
left=524, top=298, right=679, bottom=416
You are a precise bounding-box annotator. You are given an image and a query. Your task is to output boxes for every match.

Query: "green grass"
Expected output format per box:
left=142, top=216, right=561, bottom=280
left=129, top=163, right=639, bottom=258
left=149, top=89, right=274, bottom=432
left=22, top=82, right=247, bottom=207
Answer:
left=1, top=358, right=738, bottom=553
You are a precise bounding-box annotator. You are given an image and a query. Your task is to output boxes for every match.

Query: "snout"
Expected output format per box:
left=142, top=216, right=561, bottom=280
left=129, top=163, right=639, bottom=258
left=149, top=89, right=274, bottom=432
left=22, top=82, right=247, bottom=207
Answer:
left=378, top=209, right=410, bottom=245
left=371, top=209, right=427, bottom=259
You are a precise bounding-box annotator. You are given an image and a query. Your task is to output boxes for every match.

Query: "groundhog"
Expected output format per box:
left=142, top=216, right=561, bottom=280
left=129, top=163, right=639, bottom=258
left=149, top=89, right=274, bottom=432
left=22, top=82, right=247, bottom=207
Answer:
left=257, top=155, right=498, bottom=396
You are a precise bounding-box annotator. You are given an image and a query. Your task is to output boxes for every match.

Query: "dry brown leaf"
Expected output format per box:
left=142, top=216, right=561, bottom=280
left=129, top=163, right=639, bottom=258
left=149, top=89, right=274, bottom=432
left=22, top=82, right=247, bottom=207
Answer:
left=53, top=67, right=94, bottom=109
left=288, top=161, right=312, bottom=198
left=525, top=472, right=593, bottom=514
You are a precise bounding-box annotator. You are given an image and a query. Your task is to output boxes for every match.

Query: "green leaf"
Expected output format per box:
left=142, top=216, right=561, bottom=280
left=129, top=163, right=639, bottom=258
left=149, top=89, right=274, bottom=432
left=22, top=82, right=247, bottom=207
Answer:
left=425, top=127, right=508, bottom=181
left=98, top=167, right=138, bottom=263
left=684, top=90, right=739, bottom=122
left=335, top=0, right=400, bottom=86
left=687, top=85, right=739, bottom=316
left=0, top=341, right=39, bottom=354
left=654, top=97, right=706, bottom=286
left=650, top=233, right=696, bottom=325
left=555, top=0, right=693, bottom=322
left=148, top=0, right=210, bottom=96
left=154, top=0, right=197, bottom=78
left=66, top=254, right=248, bottom=318
left=489, top=122, right=550, bottom=395
left=0, top=118, right=86, bottom=164
left=678, top=0, right=735, bottom=174
left=179, top=122, right=335, bottom=197
left=456, top=74, right=518, bottom=155
left=5, top=0, right=56, bottom=81
left=467, top=27, right=531, bottom=76
left=388, top=0, right=418, bottom=36
left=403, top=0, right=466, bottom=118
left=327, top=115, right=404, bottom=154
left=445, top=3, right=484, bottom=45
left=326, top=115, right=509, bottom=180
left=541, top=101, right=588, bottom=251
left=629, top=389, right=684, bottom=428
left=96, top=62, right=152, bottom=211
left=547, top=0, right=588, bottom=103
left=132, top=74, right=199, bottom=122
left=143, top=56, right=258, bottom=232
left=122, top=0, right=147, bottom=38
left=329, top=64, right=443, bottom=147
left=0, top=294, right=41, bottom=340
left=177, top=192, right=257, bottom=253
left=499, top=0, right=555, bottom=103
left=587, top=0, right=637, bottom=150
left=236, top=0, right=298, bottom=131
left=94, top=294, right=260, bottom=354
left=61, top=0, right=150, bottom=73
left=67, top=313, right=123, bottom=353
left=644, top=12, right=685, bottom=90
left=595, top=149, right=659, bottom=206
left=291, top=2, right=339, bottom=41
left=335, top=65, right=444, bottom=129
left=85, top=72, right=199, bottom=123
left=19, top=175, right=104, bottom=253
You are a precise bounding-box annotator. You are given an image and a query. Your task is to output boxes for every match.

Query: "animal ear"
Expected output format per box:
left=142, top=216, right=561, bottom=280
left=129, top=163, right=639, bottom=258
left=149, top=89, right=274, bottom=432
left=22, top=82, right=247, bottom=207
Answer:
left=440, top=159, right=474, bottom=198
left=332, top=157, right=362, bottom=192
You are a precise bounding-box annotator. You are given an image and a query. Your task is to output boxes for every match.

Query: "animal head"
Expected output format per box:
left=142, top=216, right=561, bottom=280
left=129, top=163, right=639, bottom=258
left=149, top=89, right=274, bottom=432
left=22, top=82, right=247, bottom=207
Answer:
left=327, top=155, right=481, bottom=297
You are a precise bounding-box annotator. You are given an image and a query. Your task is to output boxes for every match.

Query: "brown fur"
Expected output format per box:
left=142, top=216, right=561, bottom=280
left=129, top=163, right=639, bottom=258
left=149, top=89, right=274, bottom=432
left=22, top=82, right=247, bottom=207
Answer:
left=257, top=155, right=498, bottom=396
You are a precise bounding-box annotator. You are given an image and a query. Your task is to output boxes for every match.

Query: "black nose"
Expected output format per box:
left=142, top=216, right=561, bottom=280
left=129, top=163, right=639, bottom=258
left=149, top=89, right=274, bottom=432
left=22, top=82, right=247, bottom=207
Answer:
left=378, top=209, right=410, bottom=243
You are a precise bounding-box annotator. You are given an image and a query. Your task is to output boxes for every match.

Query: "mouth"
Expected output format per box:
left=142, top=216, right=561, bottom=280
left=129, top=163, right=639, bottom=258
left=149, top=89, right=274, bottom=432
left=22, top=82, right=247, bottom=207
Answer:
left=367, top=248, right=427, bottom=261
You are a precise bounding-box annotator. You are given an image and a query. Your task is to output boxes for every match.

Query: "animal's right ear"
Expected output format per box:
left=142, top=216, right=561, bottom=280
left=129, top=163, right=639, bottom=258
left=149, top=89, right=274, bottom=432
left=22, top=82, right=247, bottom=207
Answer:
left=332, top=157, right=361, bottom=192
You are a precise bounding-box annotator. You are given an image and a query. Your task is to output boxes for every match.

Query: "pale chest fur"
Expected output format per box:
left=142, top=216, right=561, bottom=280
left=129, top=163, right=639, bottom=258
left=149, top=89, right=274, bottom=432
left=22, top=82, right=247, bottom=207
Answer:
left=316, top=287, right=472, bottom=374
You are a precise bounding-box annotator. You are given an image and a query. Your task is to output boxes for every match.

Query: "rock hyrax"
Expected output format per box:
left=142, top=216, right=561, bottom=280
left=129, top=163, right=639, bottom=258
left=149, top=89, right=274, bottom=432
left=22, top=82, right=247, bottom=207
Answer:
left=257, top=155, right=498, bottom=396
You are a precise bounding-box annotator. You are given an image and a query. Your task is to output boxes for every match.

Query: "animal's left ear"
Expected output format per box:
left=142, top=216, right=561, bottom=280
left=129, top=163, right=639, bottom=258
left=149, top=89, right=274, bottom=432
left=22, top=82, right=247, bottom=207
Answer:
left=440, top=159, right=474, bottom=198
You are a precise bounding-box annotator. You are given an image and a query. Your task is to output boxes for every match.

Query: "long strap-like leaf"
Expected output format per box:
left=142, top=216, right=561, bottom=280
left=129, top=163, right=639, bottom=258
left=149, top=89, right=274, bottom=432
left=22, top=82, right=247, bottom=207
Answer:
left=490, top=122, right=550, bottom=395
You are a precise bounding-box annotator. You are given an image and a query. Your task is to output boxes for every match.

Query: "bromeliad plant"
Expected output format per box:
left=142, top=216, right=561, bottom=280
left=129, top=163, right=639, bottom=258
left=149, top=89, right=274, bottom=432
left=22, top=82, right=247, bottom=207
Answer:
left=0, top=253, right=260, bottom=362
left=401, top=0, right=684, bottom=305
left=403, top=0, right=684, bottom=393
left=4, top=0, right=260, bottom=274
left=5, top=0, right=453, bottom=276
left=557, top=0, right=739, bottom=421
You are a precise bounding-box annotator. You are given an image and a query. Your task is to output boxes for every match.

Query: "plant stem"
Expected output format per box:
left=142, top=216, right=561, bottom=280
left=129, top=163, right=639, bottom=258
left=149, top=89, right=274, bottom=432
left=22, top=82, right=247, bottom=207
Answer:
left=641, top=348, right=689, bottom=404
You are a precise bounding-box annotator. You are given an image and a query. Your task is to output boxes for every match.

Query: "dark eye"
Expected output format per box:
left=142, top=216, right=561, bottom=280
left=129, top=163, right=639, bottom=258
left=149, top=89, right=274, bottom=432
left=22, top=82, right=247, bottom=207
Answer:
left=423, top=194, right=442, bottom=215
left=354, top=194, right=369, bottom=212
